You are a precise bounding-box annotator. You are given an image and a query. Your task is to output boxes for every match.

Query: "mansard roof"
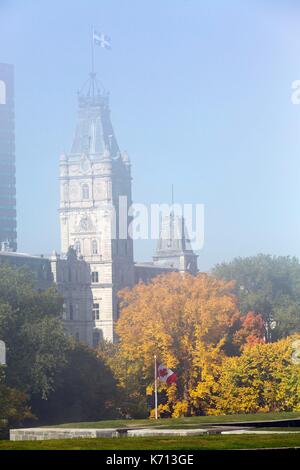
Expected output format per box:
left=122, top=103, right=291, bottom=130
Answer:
left=155, top=213, right=194, bottom=256
left=70, top=74, right=119, bottom=158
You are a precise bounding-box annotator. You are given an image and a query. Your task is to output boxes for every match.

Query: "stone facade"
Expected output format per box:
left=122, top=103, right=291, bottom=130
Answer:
left=50, top=248, right=93, bottom=346
left=0, top=249, right=93, bottom=346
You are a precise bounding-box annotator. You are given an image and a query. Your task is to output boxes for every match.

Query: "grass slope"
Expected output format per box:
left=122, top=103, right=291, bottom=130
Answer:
left=51, top=412, right=300, bottom=429
left=2, top=434, right=300, bottom=450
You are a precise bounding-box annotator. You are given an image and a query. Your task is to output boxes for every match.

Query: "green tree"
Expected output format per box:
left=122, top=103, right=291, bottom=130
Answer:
left=0, top=367, right=33, bottom=431
left=0, top=264, right=69, bottom=399
left=98, top=340, right=148, bottom=419
left=0, top=264, right=119, bottom=426
left=31, top=343, right=118, bottom=424
left=213, top=254, right=300, bottom=341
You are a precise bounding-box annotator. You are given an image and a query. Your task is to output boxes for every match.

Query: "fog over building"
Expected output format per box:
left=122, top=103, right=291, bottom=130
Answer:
left=59, top=73, right=198, bottom=344
left=0, top=63, right=197, bottom=346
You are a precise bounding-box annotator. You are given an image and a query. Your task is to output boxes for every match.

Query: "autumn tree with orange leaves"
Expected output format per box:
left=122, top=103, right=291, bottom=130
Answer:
left=105, top=273, right=264, bottom=417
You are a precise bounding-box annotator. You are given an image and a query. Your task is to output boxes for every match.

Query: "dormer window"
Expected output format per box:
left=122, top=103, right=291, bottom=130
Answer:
left=92, top=239, right=98, bottom=255
left=74, top=240, right=81, bottom=254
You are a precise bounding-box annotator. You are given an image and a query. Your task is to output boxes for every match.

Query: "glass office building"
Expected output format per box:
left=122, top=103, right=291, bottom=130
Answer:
left=0, top=63, right=16, bottom=251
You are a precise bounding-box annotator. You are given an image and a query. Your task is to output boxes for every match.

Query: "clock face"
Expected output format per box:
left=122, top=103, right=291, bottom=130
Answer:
left=80, top=217, right=89, bottom=231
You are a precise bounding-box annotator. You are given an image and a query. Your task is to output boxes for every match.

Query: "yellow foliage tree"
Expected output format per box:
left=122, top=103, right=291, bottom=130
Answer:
left=115, top=272, right=242, bottom=417
left=210, top=336, right=300, bottom=415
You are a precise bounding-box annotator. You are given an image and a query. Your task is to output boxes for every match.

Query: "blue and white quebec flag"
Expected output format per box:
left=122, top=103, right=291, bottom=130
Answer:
left=93, top=30, right=112, bottom=50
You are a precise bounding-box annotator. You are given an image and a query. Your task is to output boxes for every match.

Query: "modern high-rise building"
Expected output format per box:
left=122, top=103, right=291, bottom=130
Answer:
left=0, top=63, right=17, bottom=251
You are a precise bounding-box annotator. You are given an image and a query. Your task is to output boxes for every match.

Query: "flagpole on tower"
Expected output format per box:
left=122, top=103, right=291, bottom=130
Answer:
left=154, top=355, right=158, bottom=420
left=91, top=26, right=95, bottom=98
left=90, top=29, right=111, bottom=100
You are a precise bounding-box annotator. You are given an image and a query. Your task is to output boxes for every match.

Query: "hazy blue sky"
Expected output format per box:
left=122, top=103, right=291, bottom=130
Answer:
left=1, top=0, right=300, bottom=270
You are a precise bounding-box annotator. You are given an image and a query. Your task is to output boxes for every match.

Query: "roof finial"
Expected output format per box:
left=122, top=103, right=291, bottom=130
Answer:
left=122, top=151, right=130, bottom=164
left=170, top=184, right=175, bottom=219
left=103, top=144, right=111, bottom=160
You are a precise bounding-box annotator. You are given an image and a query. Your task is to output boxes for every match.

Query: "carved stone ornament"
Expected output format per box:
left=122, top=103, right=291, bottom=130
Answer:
left=80, top=154, right=91, bottom=174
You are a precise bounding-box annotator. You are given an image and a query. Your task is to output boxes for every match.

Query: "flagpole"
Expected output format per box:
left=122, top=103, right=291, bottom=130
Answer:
left=91, top=26, right=95, bottom=75
left=154, top=355, right=158, bottom=420
left=91, top=26, right=95, bottom=98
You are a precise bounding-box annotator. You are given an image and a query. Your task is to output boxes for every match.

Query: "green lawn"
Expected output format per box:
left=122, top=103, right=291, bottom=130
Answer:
left=51, top=411, right=300, bottom=430
left=253, top=427, right=300, bottom=432
left=2, top=434, right=300, bottom=450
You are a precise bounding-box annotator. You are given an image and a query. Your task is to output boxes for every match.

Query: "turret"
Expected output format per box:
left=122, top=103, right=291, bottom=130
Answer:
left=153, top=213, right=198, bottom=275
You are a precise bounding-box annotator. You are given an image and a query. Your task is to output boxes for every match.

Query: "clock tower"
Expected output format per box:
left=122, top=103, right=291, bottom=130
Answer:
left=59, top=75, right=134, bottom=343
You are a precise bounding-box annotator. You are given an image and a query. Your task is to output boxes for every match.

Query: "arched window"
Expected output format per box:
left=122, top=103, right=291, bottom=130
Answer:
left=0, top=80, right=6, bottom=105
left=63, top=183, right=68, bottom=201
left=74, top=240, right=81, bottom=254
left=82, top=184, right=89, bottom=200
left=92, top=239, right=98, bottom=255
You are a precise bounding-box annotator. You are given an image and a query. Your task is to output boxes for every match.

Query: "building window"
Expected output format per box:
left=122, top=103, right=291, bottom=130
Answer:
left=117, top=301, right=121, bottom=319
left=70, top=304, right=74, bottom=321
left=93, top=330, right=101, bottom=348
left=63, top=183, right=69, bottom=201
left=92, top=271, right=99, bottom=283
left=75, top=332, right=80, bottom=342
left=74, top=240, right=81, bottom=254
left=92, top=239, right=98, bottom=255
left=62, top=303, right=67, bottom=320
left=93, top=303, right=100, bottom=320
left=0, top=80, right=6, bottom=105
left=82, top=184, right=89, bottom=200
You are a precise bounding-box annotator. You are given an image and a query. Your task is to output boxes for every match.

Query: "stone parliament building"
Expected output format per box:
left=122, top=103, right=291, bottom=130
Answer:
left=0, top=66, right=198, bottom=346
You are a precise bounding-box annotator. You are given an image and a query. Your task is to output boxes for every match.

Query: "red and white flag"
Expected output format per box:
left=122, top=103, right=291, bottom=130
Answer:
left=157, top=364, right=177, bottom=385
